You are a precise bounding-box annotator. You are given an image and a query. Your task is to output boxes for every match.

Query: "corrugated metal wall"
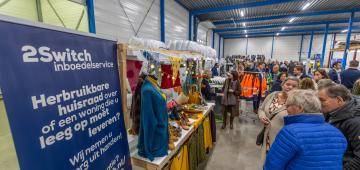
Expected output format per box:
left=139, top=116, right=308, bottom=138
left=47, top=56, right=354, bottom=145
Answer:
left=165, top=0, right=188, bottom=41
left=94, top=0, right=188, bottom=43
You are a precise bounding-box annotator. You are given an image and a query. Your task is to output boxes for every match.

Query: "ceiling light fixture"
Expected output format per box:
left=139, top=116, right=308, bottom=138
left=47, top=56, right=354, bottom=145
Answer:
left=244, top=30, right=247, bottom=33
left=289, top=18, right=295, bottom=23
left=245, top=35, right=248, bottom=38
left=276, top=33, right=280, bottom=36
left=281, top=27, right=286, bottom=31
left=302, top=2, right=311, bottom=10
left=242, top=22, right=246, bottom=27
left=240, top=11, right=244, bottom=17
left=342, top=29, right=348, bottom=33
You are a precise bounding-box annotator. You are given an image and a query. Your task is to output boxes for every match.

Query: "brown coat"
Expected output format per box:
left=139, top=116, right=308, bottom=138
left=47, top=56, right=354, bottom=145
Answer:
left=221, top=79, right=240, bottom=106
left=258, top=92, right=288, bottom=167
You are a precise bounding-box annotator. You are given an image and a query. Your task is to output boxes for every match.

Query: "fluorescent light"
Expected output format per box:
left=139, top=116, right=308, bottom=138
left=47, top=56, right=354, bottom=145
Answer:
left=276, top=33, right=280, bottom=36
left=240, top=11, right=244, bottom=17
left=342, top=29, right=348, bottom=33
left=245, top=35, right=248, bottom=38
left=281, top=27, right=286, bottom=31
left=242, top=22, right=246, bottom=27
left=244, top=30, right=247, bottom=33
left=289, top=18, right=295, bottom=23
left=302, top=2, right=311, bottom=10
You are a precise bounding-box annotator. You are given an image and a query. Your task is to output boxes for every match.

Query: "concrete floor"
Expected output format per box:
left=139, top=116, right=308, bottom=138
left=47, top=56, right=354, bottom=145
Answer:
left=201, top=117, right=262, bottom=170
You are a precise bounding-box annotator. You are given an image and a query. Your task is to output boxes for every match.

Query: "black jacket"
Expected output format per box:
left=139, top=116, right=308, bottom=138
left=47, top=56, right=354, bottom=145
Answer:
left=327, top=97, right=360, bottom=170
left=329, top=68, right=340, bottom=84
left=271, top=79, right=282, bottom=92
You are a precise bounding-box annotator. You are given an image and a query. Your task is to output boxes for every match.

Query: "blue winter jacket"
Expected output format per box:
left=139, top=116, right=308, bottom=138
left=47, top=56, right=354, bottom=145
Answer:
left=264, top=114, right=347, bottom=170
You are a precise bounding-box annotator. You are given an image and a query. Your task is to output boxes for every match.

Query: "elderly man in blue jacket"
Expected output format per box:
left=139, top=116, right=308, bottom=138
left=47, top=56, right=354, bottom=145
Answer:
left=264, top=89, right=347, bottom=170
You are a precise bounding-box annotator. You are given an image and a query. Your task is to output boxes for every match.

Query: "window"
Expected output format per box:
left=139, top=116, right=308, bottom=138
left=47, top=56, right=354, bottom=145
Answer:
left=0, top=0, right=89, bottom=32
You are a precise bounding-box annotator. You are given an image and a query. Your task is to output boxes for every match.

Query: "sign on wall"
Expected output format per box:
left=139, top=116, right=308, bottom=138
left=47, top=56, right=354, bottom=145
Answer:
left=0, top=20, right=131, bottom=170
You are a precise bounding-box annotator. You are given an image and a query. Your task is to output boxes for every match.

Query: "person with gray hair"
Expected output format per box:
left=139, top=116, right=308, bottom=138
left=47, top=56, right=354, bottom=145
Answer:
left=264, top=89, right=347, bottom=169
left=318, top=84, right=360, bottom=169
left=317, top=79, right=336, bottom=90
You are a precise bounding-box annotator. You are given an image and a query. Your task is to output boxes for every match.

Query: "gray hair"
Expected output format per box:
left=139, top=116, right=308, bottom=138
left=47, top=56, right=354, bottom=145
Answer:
left=317, top=79, right=336, bottom=90
left=323, top=84, right=352, bottom=102
left=286, top=89, right=322, bottom=114
left=281, top=76, right=300, bottom=86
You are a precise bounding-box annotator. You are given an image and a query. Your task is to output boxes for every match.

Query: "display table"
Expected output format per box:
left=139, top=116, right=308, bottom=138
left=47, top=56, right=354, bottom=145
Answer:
left=130, top=103, right=215, bottom=170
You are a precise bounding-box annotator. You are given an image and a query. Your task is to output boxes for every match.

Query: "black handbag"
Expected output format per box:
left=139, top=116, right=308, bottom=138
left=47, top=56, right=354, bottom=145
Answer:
left=256, top=107, right=286, bottom=146
left=256, top=127, right=266, bottom=145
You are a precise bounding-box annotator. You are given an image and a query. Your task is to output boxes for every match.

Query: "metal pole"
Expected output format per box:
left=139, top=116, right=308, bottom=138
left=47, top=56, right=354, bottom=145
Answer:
left=212, top=31, right=215, bottom=48
left=218, top=35, right=221, bottom=62
left=246, top=37, right=248, bottom=55
left=308, top=31, right=314, bottom=59
left=342, top=12, right=355, bottom=70
left=321, top=24, right=329, bottom=68
left=160, top=0, right=165, bottom=42
left=299, top=34, right=304, bottom=61
left=86, top=0, right=96, bottom=33
left=188, top=13, right=192, bottom=40
left=271, top=36, right=275, bottom=59
left=193, top=15, right=197, bottom=41
left=222, top=37, right=225, bottom=60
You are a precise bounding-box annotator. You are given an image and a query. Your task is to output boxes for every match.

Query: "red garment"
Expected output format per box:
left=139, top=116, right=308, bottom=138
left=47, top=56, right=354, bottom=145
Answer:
left=126, top=60, right=143, bottom=93
left=160, top=64, right=181, bottom=89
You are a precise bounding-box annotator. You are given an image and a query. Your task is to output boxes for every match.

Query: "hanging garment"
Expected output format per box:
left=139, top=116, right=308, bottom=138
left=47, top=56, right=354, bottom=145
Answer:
left=209, top=111, right=217, bottom=143
left=161, top=64, right=181, bottom=89
left=170, top=145, right=189, bottom=170
left=197, top=124, right=206, bottom=164
left=179, top=67, right=187, bottom=85
left=261, top=77, right=267, bottom=98
left=203, top=117, right=213, bottom=151
left=126, top=60, right=143, bottom=93
left=188, top=136, right=197, bottom=170
left=129, top=76, right=145, bottom=135
left=169, top=56, right=182, bottom=85
left=138, top=76, right=168, bottom=161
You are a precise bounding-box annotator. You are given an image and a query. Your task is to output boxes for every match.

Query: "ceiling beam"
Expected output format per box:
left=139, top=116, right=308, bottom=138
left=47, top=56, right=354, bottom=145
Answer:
left=191, top=0, right=303, bottom=15
left=213, top=8, right=360, bottom=25
left=214, top=19, right=360, bottom=33
left=223, top=31, right=360, bottom=39
left=222, top=26, right=360, bottom=37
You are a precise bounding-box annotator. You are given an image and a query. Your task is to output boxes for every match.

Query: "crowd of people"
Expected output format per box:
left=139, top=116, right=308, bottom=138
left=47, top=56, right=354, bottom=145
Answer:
left=208, top=59, right=360, bottom=169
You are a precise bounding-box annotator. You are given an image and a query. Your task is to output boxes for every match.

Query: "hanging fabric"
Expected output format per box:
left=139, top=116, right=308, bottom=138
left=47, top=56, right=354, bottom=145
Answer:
left=170, top=145, right=189, bottom=170
left=126, top=60, right=143, bottom=93
left=169, top=56, right=182, bottom=85
left=161, top=64, right=181, bottom=89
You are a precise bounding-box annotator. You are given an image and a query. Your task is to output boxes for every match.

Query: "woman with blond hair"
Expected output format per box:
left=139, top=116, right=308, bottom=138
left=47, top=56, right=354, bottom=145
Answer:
left=258, top=76, right=300, bottom=166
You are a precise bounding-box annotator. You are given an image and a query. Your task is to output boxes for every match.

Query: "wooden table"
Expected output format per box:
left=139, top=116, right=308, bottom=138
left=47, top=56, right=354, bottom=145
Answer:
left=130, top=103, right=215, bottom=170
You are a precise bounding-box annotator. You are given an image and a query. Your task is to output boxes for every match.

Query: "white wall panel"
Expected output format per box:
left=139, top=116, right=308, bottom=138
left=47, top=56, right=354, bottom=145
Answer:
left=206, top=30, right=213, bottom=47
left=224, top=38, right=247, bottom=57
left=165, top=0, right=188, bottom=42
left=197, top=22, right=208, bottom=45
left=214, top=33, right=220, bottom=60
left=247, top=37, right=272, bottom=58
left=95, top=0, right=160, bottom=42
left=273, top=36, right=301, bottom=61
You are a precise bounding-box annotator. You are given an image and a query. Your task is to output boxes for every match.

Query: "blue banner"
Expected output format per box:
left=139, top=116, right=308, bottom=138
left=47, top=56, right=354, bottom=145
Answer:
left=0, top=20, right=131, bottom=170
